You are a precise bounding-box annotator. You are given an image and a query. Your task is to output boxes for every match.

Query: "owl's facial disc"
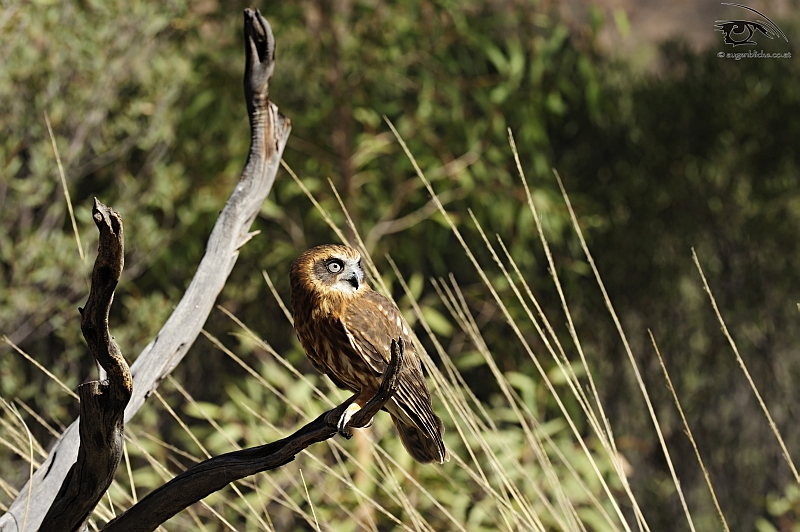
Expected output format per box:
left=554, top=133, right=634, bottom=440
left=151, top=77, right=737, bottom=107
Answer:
left=321, top=256, right=364, bottom=295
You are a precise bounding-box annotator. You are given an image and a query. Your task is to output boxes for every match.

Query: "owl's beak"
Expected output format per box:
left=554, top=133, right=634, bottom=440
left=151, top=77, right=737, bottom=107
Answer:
left=341, top=262, right=363, bottom=290
left=346, top=273, right=360, bottom=289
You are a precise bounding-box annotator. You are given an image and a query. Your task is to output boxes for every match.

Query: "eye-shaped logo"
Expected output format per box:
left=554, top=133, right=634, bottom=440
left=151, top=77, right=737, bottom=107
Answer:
left=715, top=3, right=787, bottom=47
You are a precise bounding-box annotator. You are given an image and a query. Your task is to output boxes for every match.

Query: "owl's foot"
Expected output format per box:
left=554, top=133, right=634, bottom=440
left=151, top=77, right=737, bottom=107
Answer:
left=336, top=402, right=376, bottom=438
left=337, top=402, right=361, bottom=438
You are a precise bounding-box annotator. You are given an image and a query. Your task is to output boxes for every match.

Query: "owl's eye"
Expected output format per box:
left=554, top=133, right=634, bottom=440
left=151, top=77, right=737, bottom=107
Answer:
left=326, top=259, right=344, bottom=274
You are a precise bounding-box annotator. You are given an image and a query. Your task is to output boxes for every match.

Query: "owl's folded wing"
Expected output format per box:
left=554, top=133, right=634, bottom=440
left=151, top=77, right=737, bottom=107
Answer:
left=341, top=290, right=418, bottom=373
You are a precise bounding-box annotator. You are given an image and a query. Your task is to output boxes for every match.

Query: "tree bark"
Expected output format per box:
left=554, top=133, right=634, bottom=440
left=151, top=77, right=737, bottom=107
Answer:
left=37, top=200, right=130, bottom=532
left=0, top=9, right=291, bottom=532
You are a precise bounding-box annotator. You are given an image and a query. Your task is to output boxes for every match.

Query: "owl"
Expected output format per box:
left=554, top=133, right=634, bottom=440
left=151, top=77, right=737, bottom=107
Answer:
left=290, top=244, right=449, bottom=464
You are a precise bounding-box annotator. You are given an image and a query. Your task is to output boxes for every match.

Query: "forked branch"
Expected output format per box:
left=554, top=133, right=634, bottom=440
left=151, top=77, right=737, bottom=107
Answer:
left=0, top=9, right=291, bottom=532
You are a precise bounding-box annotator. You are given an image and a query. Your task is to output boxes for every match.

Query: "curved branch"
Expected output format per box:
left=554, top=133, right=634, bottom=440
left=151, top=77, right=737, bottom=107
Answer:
left=0, top=9, right=291, bottom=532
left=40, top=200, right=131, bottom=532
left=102, top=339, right=406, bottom=532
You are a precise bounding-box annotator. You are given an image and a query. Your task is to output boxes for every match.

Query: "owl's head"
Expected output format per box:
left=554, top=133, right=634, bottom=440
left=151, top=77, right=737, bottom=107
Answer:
left=290, top=244, right=366, bottom=303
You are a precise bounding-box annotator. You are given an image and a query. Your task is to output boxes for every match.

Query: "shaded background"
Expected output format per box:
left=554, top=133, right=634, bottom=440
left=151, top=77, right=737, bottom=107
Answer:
left=2, top=0, right=799, bottom=529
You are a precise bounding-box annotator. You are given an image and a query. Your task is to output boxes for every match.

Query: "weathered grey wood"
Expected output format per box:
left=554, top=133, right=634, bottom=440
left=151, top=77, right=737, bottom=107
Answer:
left=0, top=9, right=291, bottom=531
left=102, top=339, right=405, bottom=532
left=37, top=200, right=131, bottom=532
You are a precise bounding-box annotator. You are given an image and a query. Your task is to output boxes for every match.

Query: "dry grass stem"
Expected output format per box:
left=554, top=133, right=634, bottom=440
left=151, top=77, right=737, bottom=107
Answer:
left=649, top=330, right=731, bottom=532
left=44, top=110, right=85, bottom=265
left=691, top=248, right=800, bottom=484
left=3, top=336, right=79, bottom=401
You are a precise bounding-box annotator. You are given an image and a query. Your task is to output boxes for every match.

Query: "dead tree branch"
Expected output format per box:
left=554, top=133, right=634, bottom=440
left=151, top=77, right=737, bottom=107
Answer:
left=38, top=200, right=131, bottom=532
left=102, top=339, right=405, bottom=532
left=0, top=9, right=291, bottom=531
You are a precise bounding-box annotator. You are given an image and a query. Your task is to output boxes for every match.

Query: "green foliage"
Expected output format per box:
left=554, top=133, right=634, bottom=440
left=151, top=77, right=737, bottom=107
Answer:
left=2, top=0, right=799, bottom=530
left=1, top=0, right=198, bottom=447
left=555, top=37, right=800, bottom=529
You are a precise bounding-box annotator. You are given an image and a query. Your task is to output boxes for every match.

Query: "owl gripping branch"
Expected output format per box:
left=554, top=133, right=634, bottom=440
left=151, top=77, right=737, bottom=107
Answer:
left=290, top=244, right=449, bottom=464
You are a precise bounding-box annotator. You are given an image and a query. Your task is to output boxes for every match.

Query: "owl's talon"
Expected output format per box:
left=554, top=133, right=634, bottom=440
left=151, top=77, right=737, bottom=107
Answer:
left=337, top=402, right=362, bottom=437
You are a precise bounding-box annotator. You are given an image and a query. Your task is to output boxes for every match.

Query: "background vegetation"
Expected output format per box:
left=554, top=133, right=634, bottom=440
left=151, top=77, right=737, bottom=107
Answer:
left=1, top=0, right=799, bottom=530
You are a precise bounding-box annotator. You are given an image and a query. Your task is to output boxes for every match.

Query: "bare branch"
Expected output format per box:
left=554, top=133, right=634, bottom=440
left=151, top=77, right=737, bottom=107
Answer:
left=102, top=339, right=405, bottom=532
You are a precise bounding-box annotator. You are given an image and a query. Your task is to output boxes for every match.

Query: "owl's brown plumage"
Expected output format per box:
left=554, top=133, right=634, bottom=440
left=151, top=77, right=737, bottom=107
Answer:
left=290, top=244, right=448, bottom=464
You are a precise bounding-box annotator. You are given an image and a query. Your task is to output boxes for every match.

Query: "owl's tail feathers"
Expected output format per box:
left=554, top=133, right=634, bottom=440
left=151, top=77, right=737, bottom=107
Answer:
left=391, top=412, right=450, bottom=465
